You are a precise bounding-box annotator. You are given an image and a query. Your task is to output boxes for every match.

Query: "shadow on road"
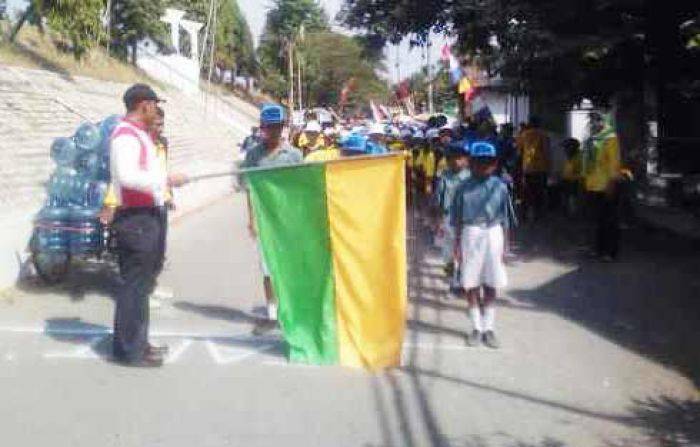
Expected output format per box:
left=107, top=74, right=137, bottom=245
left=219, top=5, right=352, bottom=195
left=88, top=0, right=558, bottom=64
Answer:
left=16, top=261, right=120, bottom=302
left=509, top=218, right=700, bottom=389
left=173, top=301, right=261, bottom=324
left=43, top=317, right=112, bottom=357
left=369, top=207, right=700, bottom=447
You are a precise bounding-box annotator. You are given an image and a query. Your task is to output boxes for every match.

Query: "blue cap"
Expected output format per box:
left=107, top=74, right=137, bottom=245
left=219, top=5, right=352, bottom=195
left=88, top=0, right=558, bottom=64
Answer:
left=469, top=141, right=497, bottom=158
left=260, top=103, right=285, bottom=125
left=340, top=133, right=368, bottom=152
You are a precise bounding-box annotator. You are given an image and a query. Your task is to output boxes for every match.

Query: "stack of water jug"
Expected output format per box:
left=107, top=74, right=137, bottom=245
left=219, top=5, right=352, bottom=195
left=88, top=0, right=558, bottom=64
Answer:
left=33, top=115, right=122, bottom=255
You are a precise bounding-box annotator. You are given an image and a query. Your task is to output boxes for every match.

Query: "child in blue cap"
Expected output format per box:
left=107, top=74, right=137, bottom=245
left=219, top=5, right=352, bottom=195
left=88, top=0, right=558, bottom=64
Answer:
left=338, top=133, right=368, bottom=157
left=241, top=104, right=303, bottom=335
left=450, top=141, right=516, bottom=348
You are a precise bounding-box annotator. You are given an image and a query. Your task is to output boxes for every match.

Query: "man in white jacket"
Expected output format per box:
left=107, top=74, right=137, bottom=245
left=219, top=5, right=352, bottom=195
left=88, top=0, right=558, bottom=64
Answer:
left=110, top=84, right=187, bottom=367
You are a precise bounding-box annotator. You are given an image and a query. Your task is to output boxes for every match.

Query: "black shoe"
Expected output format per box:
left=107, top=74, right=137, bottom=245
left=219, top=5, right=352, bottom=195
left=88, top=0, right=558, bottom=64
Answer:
left=147, top=344, right=169, bottom=356
left=466, top=330, right=482, bottom=347
left=251, top=319, right=277, bottom=336
left=482, top=330, right=500, bottom=349
left=114, top=352, right=164, bottom=368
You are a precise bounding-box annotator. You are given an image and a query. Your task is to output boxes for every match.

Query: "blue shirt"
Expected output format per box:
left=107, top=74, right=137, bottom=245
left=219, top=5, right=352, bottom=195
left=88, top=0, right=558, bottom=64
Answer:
left=436, top=168, right=470, bottom=215
left=241, top=142, right=303, bottom=169
left=450, top=175, right=515, bottom=229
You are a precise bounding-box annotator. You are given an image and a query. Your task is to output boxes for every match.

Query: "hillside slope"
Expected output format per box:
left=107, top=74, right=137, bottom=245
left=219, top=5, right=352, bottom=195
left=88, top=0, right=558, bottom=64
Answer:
left=0, top=63, right=257, bottom=288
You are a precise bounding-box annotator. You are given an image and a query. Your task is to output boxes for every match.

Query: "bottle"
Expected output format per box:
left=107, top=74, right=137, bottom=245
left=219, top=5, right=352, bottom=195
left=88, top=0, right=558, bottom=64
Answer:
left=99, top=114, right=122, bottom=142
left=48, top=167, right=78, bottom=201
left=50, top=137, right=78, bottom=167
left=74, top=122, right=102, bottom=153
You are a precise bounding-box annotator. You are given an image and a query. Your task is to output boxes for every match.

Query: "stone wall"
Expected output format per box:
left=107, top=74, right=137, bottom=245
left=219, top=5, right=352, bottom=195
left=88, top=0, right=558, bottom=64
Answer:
left=0, top=64, right=257, bottom=288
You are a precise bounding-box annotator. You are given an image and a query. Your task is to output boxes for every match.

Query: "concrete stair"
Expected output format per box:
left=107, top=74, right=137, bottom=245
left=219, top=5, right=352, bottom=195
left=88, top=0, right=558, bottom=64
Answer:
left=0, top=64, right=254, bottom=211
left=0, top=64, right=257, bottom=287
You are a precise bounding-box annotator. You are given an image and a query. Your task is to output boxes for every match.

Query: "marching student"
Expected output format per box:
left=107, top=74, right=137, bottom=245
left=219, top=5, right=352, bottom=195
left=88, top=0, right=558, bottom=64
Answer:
left=434, top=141, right=470, bottom=290
left=451, top=141, right=515, bottom=349
left=241, top=104, right=303, bottom=335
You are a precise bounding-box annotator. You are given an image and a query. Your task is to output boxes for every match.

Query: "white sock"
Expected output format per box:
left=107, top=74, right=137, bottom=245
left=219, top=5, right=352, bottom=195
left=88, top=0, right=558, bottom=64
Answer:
left=267, top=303, right=278, bottom=321
left=469, top=306, right=483, bottom=332
left=483, top=305, right=496, bottom=332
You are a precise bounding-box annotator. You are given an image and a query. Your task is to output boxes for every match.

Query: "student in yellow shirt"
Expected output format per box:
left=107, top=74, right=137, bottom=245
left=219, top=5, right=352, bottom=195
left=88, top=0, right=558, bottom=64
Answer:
left=298, top=121, right=325, bottom=156
left=583, top=112, right=622, bottom=261
left=560, top=138, right=583, bottom=217
left=517, top=116, right=550, bottom=221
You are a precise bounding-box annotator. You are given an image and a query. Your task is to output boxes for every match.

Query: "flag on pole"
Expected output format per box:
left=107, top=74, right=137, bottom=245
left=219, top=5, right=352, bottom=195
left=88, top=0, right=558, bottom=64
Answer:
left=369, top=100, right=384, bottom=122
left=441, top=44, right=462, bottom=86
left=244, top=155, right=408, bottom=370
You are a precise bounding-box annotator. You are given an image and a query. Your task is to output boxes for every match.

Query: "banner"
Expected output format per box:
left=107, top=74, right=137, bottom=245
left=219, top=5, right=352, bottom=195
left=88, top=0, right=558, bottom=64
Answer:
left=245, top=155, right=408, bottom=370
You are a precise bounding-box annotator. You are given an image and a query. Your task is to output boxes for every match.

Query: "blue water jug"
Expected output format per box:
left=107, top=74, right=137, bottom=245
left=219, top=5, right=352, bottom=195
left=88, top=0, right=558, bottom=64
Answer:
left=76, top=151, right=101, bottom=179
left=68, top=173, right=92, bottom=206
left=50, top=137, right=77, bottom=167
left=48, top=167, right=78, bottom=200
left=74, top=122, right=102, bottom=153
left=67, top=207, right=103, bottom=254
left=34, top=207, right=71, bottom=253
left=99, top=115, right=122, bottom=142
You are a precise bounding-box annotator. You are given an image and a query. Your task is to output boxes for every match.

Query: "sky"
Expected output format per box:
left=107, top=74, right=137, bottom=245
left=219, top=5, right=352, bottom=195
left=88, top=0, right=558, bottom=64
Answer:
left=237, top=0, right=450, bottom=82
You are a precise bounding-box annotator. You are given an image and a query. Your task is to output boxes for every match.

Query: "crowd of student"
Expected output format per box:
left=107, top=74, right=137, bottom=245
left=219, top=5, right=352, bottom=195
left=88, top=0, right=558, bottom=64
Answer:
left=241, top=103, right=630, bottom=348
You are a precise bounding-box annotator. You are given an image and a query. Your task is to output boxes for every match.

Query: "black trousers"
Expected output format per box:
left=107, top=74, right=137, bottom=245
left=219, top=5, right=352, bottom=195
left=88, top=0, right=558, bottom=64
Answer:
left=155, top=206, right=168, bottom=274
left=112, top=208, right=161, bottom=361
left=588, top=191, right=620, bottom=259
left=523, top=172, right=548, bottom=220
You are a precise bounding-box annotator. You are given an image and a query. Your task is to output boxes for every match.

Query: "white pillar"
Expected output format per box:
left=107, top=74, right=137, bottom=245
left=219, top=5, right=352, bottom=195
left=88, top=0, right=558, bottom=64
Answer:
left=162, top=8, right=186, bottom=55
left=180, top=19, right=204, bottom=61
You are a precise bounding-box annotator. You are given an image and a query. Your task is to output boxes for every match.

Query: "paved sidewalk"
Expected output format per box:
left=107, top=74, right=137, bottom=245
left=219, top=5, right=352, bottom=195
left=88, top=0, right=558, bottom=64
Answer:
left=0, top=194, right=698, bottom=446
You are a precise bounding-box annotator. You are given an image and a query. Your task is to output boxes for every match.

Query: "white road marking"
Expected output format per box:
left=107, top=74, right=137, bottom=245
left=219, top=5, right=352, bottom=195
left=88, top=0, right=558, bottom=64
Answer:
left=44, top=335, right=106, bottom=359
left=4, top=352, right=16, bottom=361
left=0, top=325, right=278, bottom=343
left=205, top=340, right=278, bottom=365
left=163, top=339, right=193, bottom=364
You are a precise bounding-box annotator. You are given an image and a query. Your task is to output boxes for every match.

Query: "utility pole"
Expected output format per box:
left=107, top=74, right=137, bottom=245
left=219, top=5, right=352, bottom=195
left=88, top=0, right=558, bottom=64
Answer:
left=288, top=38, right=295, bottom=113
left=297, top=50, right=302, bottom=112
left=427, top=37, right=434, bottom=114
left=395, top=45, right=401, bottom=83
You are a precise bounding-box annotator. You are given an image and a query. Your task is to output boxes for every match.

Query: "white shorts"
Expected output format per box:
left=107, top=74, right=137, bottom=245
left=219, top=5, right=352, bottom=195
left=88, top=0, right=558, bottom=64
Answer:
left=460, top=225, right=508, bottom=290
left=257, top=240, right=270, bottom=277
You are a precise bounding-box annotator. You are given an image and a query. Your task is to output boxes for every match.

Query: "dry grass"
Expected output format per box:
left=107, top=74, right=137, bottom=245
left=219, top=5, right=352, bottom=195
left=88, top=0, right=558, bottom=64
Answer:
left=0, top=23, right=155, bottom=85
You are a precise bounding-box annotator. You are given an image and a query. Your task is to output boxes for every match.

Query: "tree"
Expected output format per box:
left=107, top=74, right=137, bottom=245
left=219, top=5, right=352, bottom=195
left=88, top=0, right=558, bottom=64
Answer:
left=257, top=0, right=329, bottom=103
left=214, top=0, right=257, bottom=76
left=297, top=31, right=389, bottom=107
left=111, top=0, right=166, bottom=63
left=341, top=0, right=700, bottom=171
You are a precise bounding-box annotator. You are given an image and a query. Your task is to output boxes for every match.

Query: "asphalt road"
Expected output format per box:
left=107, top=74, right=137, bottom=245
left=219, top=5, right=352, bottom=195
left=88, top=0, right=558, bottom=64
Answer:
left=1, top=193, right=698, bottom=447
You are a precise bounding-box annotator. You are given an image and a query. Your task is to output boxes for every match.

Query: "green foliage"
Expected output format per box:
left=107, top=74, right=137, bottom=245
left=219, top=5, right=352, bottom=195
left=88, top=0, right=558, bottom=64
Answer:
left=298, top=31, right=389, bottom=107
left=257, top=0, right=329, bottom=84
left=340, top=0, right=698, bottom=107
left=216, top=0, right=257, bottom=75
left=37, top=0, right=105, bottom=60
left=111, top=0, right=166, bottom=61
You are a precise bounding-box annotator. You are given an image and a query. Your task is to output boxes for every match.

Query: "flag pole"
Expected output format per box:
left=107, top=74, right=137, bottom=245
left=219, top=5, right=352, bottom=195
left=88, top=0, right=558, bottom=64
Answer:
left=188, top=153, right=406, bottom=182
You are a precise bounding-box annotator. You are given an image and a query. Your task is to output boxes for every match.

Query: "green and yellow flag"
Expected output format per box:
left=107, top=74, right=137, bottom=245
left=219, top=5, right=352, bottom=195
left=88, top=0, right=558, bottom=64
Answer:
left=245, top=155, right=407, bottom=370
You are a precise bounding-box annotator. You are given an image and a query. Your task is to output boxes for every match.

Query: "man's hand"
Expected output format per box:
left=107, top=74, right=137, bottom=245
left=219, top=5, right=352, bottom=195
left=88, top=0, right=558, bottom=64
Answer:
left=168, top=173, right=189, bottom=188
left=99, top=206, right=116, bottom=226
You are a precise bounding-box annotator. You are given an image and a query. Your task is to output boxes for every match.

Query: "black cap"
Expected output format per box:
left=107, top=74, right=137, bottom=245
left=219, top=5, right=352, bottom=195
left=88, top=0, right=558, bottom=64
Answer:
left=123, top=83, right=165, bottom=110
